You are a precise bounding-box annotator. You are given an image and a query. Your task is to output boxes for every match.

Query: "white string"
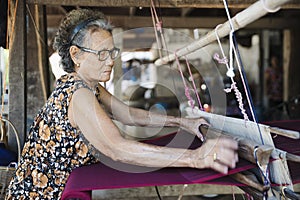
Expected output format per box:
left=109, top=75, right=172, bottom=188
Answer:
left=232, top=39, right=257, bottom=123
left=214, top=25, right=249, bottom=121
left=214, top=25, right=229, bottom=71
left=223, top=0, right=235, bottom=78
left=220, top=0, right=258, bottom=122
left=220, top=0, right=267, bottom=146
left=214, top=24, right=234, bottom=77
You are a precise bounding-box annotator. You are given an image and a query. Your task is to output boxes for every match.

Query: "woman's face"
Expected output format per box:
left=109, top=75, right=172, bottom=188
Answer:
left=76, top=29, right=116, bottom=84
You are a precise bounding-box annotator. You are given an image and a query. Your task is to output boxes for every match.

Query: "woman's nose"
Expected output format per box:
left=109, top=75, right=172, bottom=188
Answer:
left=105, top=57, right=114, bottom=66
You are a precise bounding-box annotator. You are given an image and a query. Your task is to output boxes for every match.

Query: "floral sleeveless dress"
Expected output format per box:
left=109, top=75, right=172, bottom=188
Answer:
left=5, top=73, right=99, bottom=200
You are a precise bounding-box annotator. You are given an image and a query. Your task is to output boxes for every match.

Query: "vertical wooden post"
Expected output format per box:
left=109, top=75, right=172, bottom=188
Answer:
left=26, top=4, right=50, bottom=121
left=34, top=4, right=50, bottom=101
left=261, top=30, right=270, bottom=107
left=8, top=0, right=27, bottom=150
left=283, top=30, right=290, bottom=103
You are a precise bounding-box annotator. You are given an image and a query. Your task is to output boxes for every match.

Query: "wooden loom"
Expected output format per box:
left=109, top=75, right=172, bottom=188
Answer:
left=60, top=1, right=300, bottom=199
left=189, top=108, right=300, bottom=199
left=154, top=0, right=300, bottom=198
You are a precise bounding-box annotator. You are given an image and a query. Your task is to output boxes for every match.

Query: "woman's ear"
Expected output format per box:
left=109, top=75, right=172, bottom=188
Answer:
left=69, top=45, right=80, bottom=62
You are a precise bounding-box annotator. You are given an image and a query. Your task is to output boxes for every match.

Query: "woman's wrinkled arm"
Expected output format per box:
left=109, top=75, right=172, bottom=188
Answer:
left=70, top=88, right=193, bottom=168
left=96, top=84, right=207, bottom=140
left=69, top=88, right=238, bottom=174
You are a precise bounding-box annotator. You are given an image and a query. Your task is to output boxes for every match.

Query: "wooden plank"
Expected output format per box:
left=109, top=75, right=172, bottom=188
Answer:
left=26, top=0, right=300, bottom=9
left=47, top=15, right=300, bottom=29
left=92, top=184, right=245, bottom=199
left=8, top=0, right=27, bottom=149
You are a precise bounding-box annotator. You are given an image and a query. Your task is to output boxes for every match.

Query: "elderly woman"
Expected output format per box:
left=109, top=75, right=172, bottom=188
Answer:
left=6, top=9, right=238, bottom=199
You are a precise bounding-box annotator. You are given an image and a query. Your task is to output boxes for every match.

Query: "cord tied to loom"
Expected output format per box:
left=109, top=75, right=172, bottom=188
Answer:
left=213, top=53, right=228, bottom=65
left=213, top=24, right=249, bottom=121
left=174, top=49, right=204, bottom=111
left=175, top=51, right=195, bottom=109
left=155, top=21, right=162, bottom=32
left=224, top=82, right=249, bottom=121
left=150, top=0, right=167, bottom=59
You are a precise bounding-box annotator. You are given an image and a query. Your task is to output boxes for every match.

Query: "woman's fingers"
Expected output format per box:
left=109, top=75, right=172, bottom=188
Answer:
left=210, top=159, right=230, bottom=174
left=218, top=137, right=239, bottom=150
left=203, top=137, right=239, bottom=174
left=212, top=147, right=238, bottom=169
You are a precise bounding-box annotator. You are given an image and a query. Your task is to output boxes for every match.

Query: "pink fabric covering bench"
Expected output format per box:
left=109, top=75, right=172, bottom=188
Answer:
left=61, top=121, right=300, bottom=200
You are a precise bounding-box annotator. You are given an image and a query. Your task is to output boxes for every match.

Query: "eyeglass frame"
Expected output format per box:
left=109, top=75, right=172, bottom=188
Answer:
left=74, top=44, right=120, bottom=61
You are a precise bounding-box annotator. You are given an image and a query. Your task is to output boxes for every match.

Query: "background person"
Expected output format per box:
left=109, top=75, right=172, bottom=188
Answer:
left=265, top=55, right=283, bottom=108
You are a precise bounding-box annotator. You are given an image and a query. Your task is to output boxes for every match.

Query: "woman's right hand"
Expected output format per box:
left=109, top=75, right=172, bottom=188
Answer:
left=190, top=137, right=239, bottom=174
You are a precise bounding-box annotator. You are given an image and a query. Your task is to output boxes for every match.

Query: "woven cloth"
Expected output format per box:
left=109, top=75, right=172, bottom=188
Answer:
left=61, top=120, right=300, bottom=200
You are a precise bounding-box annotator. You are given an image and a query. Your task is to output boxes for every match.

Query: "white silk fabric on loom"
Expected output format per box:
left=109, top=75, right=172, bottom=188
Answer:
left=185, top=107, right=293, bottom=189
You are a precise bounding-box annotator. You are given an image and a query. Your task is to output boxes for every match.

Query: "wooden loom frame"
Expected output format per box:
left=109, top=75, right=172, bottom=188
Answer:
left=8, top=0, right=298, bottom=199
left=153, top=0, right=300, bottom=198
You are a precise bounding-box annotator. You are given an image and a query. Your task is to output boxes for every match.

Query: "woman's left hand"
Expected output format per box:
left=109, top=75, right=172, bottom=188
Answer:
left=181, top=117, right=210, bottom=141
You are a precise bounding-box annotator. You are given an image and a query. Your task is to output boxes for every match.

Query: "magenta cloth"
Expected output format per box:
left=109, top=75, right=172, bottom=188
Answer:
left=61, top=190, right=91, bottom=200
left=61, top=121, right=300, bottom=200
left=263, top=120, right=300, bottom=184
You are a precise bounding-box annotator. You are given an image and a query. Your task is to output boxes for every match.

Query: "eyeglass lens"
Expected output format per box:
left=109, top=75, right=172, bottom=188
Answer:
left=98, top=48, right=119, bottom=60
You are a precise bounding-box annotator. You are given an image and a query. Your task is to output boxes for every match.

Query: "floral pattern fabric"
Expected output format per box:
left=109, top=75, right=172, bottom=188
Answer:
left=5, top=74, right=98, bottom=200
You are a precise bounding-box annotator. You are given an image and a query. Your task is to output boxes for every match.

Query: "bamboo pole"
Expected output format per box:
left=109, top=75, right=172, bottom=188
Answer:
left=154, top=0, right=291, bottom=66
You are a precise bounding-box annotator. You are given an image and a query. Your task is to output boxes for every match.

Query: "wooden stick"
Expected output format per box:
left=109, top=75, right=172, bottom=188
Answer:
left=269, top=127, right=299, bottom=139
left=230, top=171, right=270, bottom=192
left=286, top=152, right=300, bottom=163
left=155, top=0, right=291, bottom=66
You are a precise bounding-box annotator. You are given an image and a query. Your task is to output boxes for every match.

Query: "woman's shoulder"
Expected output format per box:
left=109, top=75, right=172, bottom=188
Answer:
left=56, top=73, right=76, bottom=86
left=56, top=73, right=91, bottom=91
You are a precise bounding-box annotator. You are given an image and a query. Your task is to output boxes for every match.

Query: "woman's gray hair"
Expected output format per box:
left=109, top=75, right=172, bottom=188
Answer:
left=53, top=8, right=113, bottom=73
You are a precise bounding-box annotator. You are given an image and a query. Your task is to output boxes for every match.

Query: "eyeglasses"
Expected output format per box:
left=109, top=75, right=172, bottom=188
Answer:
left=75, top=45, right=120, bottom=61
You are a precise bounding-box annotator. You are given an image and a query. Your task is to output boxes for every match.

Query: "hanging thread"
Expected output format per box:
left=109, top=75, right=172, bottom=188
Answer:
left=214, top=24, right=249, bottom=121
left=175, top=52, right=195, bottom=109
left=150, top=0, right=167, bottom=59
left=184, top=56, right=203, bottom=110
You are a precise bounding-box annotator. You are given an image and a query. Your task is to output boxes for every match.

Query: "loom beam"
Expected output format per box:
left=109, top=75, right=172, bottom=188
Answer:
left=200, top=125, right=273, bottom=166
left=154, top=0, right=291, bottom=66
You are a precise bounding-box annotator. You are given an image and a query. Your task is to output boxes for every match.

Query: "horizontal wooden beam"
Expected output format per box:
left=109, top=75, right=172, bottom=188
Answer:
left=27, top=0, right=300, bottom=9
left=47, top=15, right=300, bottom=30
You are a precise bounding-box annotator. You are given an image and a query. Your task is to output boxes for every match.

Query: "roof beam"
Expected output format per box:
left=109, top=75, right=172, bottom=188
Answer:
left=27, top=0, right=300, bottom=9
left=181, top=8, right=194, bottom=17
left=47, top=15, right=300, bottom=30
